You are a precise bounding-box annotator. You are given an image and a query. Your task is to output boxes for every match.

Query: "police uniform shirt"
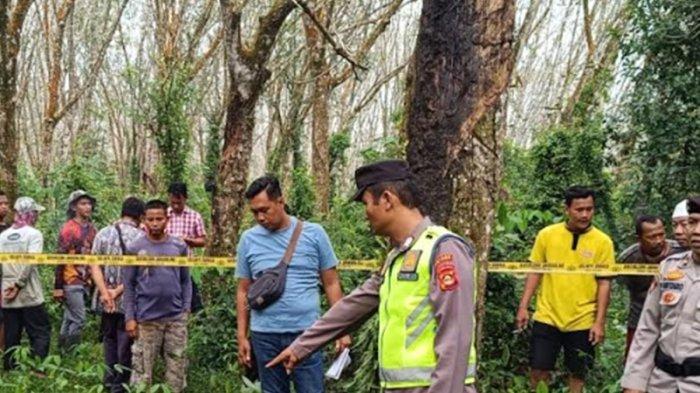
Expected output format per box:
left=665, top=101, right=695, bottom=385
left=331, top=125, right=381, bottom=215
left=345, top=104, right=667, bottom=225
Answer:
left=287, top=218, right=477, bottom=393
left=622, top=251, right=700, bottom=392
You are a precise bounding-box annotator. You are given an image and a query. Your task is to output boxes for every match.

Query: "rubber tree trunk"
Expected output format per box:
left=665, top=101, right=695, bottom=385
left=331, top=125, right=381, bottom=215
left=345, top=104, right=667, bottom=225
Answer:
left=404, top=0, right=515, bottom=364
left=0, top=0, right=33, bottom=203
left=210, top=0, right=295, bottom=256
left=305, top=12, right=332, bottom=216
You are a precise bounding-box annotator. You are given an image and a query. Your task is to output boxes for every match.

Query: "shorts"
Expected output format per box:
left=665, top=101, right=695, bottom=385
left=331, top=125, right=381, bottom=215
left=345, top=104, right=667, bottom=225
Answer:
left=529, top=321, right=595, bottom=378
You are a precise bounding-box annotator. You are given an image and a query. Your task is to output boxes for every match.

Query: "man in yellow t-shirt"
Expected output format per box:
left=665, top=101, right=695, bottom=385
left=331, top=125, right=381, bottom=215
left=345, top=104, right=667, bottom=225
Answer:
left=515, top=186, right=615, bottom=393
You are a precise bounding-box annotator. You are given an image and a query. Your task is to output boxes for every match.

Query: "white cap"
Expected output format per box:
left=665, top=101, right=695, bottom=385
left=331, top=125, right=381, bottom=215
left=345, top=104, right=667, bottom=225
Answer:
left=14, top=197, right=46, bottom=214
left=672, top=199, right=688, bottom=220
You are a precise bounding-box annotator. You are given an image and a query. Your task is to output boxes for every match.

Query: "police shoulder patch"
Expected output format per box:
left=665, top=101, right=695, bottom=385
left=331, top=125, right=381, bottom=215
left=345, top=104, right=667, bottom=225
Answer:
left=435, top=253, right=458, bottom=291
left=435, top=253, right=453, bottom=264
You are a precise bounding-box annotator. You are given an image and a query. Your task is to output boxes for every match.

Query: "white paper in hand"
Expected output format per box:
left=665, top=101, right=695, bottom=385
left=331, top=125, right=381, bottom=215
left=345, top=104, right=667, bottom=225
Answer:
left=325, top=348, right=351, bottom=380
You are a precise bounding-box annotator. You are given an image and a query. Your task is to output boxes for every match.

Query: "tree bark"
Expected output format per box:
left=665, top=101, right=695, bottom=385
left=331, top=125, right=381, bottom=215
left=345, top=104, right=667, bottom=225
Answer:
left=404, top=0, right=515, bottom=359
left=0, top=0, right=33, bottom=202
left=303, top=6, right=332, bottom=215
left=210, top=0, right=295, bottom=256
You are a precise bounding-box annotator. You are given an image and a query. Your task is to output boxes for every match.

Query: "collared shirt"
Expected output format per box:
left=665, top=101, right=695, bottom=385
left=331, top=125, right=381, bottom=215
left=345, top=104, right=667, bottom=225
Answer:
left=288, top=217, right=477, bottom=393
left=166, top=206, right=206, bottom=255
left=530, top=222, right=615, bottom=331
left=91, top=219, right=144, bottom=313
left=622, top=251, right=700, bottom=392
left=618, top=239, right=685, bottom=328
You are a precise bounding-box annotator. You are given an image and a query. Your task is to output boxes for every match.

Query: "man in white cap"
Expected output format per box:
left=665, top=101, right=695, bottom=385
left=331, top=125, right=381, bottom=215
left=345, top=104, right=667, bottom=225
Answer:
left=672, top=199, right=690, bottom=249
left=0, top=197, right=51, bottom=370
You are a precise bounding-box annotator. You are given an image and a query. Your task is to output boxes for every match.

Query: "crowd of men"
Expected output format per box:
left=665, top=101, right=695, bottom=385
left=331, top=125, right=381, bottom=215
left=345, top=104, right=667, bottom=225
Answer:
left=0, top=183, right=206, bottom=392
left=0, top=160, right=697, bottom=393
left=514, top=188, right=700, bottom=393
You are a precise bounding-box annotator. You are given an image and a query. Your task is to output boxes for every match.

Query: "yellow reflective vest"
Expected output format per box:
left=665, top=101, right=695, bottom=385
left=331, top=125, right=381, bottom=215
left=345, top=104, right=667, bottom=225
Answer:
left=378, top=225, right=477, bottom=389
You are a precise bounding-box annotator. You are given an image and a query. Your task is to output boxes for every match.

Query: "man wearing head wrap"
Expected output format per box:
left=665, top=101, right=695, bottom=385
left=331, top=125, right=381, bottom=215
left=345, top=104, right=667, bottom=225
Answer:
left=0, top=197, right=51, bottom=370
left=54, top=190, right=98, bottom=350
left=672, top=199, right=690, bottom=249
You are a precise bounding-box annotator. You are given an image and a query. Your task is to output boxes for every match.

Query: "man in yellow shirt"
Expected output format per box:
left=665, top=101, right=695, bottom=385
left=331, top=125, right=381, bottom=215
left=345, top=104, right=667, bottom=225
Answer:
left=515, top=186, right=614, bottom=393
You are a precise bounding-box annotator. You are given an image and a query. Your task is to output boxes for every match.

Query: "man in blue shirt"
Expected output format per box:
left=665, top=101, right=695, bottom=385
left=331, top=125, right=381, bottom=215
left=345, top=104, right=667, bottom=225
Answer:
left=123, top=200, right=191, bottom=393
left=235, top=175, right=350, bottom=393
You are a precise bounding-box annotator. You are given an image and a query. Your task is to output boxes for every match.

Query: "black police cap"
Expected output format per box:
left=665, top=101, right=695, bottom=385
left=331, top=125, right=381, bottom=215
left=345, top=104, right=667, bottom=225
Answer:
left=351, top=159, right=412, bottom=202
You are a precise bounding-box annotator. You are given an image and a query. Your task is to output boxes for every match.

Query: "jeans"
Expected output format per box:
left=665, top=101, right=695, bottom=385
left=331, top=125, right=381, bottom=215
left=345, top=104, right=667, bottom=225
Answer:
left=3, top=304, right=51, bottom=370
left=250, top=331, right=324, bottom=393
left=102, top=313, right=132, bottom=393
left=60, top=284, right=87, bottom=337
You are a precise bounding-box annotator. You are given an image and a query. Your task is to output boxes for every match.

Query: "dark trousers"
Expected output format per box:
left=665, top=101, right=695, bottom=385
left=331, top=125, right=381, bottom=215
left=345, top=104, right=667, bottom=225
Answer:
left=250, top=331, right=324, bottom=393
left=3, top=304, right=51, bottom=370
left=102, top=313, right=132, bottom=393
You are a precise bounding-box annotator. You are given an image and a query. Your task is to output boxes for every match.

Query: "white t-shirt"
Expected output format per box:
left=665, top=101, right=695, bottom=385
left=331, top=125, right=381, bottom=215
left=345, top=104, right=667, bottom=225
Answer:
left=0, top=226, right=45, bottom=308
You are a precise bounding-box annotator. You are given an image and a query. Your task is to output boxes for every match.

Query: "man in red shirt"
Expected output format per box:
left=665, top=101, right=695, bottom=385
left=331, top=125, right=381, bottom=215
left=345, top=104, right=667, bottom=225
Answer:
left=54, top=190, right=97, bottom=350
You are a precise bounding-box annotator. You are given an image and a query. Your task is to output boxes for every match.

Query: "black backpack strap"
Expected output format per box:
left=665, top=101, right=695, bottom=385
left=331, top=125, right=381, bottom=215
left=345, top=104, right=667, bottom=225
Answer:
left=114, top=223, right=128, bottom=254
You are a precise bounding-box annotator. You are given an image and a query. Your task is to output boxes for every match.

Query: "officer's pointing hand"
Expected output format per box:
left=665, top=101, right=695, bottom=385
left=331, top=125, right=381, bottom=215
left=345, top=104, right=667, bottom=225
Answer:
left=266, top=347, right=299, bottom=373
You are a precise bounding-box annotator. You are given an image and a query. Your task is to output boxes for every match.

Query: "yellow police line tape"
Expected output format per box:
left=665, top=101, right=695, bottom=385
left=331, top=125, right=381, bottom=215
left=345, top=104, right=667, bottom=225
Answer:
left=0, top=253, right=658, bottom=275
left=485, top=262, right=657, bottom=276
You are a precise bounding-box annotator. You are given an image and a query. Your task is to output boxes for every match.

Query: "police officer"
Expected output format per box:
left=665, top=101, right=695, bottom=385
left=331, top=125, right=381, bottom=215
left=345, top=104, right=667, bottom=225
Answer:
left=622, top=196, right=700, bottom=393
left=267, top=160, right=477, bottom=393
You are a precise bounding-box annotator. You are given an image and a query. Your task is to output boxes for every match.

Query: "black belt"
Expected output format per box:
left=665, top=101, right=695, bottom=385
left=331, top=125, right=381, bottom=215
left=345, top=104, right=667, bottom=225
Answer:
left=655, top=349, right=700, bottom=377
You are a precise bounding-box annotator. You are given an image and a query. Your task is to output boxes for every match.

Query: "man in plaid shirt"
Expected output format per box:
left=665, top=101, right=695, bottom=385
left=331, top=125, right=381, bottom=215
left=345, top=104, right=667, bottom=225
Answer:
left=166, top=182, right=206, bottom=254
left=166, top=182, right=205, bottom=313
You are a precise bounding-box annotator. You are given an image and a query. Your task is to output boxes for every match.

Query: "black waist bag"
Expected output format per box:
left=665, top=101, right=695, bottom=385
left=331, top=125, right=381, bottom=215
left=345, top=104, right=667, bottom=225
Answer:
left=247, top=220, right=303, bottom=310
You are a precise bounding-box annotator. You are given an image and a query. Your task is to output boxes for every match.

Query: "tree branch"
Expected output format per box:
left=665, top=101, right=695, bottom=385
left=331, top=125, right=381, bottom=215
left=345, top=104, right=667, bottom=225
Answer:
left=341, top=62, right=406, bottom=128
left=53, top=0, right=130, bottom=123
left=248, top=0, right=296, bottom=65
left=582, top=0, right=595, bottom=64
left=8, top=0, right=34, bottom=43
left=187, top=27, right=224, bottom=81
left=219, top=0, right=243, bottom=75
left=186, top=0, right=216, bottom=61
left=44, top=0, right=76, bottom=126
left=291, top=0, right=368, bottom=74
left=331, top=0, right=406, bottom=86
